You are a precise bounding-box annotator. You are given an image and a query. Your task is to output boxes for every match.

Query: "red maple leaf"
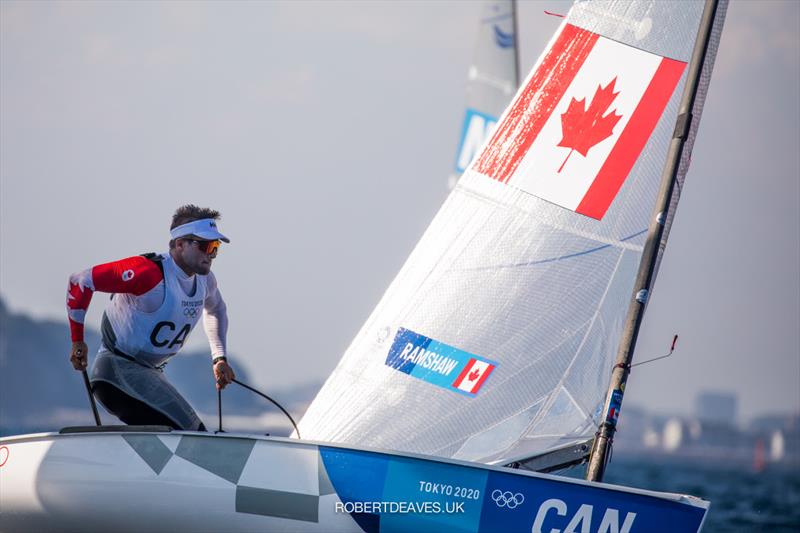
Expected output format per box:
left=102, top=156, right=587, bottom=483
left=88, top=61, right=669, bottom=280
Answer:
left=468, top=368, right=481, bottom=381
left=557, top=77, right=622, bottom=173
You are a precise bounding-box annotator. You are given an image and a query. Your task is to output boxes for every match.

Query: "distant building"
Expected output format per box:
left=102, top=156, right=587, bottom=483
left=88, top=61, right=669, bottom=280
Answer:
left=695, top=391, right=738, bottom=426
left=748, top=413, right=799, bottom=433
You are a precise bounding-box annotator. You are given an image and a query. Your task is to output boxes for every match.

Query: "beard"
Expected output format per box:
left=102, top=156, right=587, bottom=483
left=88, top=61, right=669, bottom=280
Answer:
left=194, top=261, right=212, bottom=275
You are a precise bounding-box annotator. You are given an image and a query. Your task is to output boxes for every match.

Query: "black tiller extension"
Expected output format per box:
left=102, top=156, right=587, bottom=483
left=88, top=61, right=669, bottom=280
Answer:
left=81, top=369, right=101, bottom=426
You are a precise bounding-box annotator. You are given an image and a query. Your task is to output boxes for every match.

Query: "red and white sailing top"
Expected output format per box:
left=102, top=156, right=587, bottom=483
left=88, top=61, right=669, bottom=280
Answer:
left=67, top=253, right=227, bottom=367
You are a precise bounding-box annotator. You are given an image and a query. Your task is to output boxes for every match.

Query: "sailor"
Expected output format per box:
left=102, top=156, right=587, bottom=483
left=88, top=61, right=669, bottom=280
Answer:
left=66, top=205, right=235, bottom=431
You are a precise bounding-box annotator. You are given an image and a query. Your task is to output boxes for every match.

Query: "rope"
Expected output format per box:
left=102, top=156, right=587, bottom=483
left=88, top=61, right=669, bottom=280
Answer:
left=232, top=379, right=301, bottom=439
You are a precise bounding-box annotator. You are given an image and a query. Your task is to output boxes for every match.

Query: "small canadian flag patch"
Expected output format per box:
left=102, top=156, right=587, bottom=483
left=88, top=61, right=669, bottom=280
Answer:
left=452, top=358, right=495, bottom=395
left=473, top=23, right=687, bottom=220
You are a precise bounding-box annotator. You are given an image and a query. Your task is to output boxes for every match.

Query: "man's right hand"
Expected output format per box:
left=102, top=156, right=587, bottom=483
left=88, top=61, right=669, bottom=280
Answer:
left=70, top=341, right=89, bottom=371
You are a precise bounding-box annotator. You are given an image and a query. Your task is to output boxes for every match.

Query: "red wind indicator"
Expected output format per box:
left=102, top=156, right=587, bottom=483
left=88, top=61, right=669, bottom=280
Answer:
left=557, top=78, right=623, bottom=173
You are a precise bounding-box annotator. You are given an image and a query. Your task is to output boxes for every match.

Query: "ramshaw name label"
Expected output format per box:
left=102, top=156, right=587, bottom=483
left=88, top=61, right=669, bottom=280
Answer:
left=385, top=328, right=498, bottom=396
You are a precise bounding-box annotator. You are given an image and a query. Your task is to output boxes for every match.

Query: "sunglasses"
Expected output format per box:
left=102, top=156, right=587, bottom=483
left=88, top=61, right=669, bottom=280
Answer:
left=184, top=239, right=221, bottom=255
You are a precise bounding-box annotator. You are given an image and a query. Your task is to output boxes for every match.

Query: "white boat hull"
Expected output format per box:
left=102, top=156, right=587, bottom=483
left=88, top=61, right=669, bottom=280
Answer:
left=0, top=429, right=708, bottom=532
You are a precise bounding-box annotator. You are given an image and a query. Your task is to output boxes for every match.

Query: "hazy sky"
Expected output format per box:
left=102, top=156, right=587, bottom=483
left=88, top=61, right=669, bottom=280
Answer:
left=1, top=1, right=798, bottom=424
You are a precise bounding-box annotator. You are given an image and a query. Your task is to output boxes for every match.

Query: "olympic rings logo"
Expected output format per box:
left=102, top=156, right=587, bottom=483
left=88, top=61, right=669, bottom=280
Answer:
left=491, top=489, right=524, bottom=509
left=183, top=307, right=199, bottom=318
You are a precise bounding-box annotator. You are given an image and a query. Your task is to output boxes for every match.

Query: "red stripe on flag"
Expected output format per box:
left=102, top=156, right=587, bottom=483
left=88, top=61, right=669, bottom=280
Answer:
left=470, top=364, right=495, bottom=394
left=474, top=24, right=598, bottom=184
left=575, top=57, right=687, bottom=219
left=452, top=358, right=476, bottom=388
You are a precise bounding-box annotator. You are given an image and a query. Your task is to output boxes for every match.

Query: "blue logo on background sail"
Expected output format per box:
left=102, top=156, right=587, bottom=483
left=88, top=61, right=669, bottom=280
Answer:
left=493, top=25, right=515, bottom=49
left=385, top=327, right=497, bottom=396
left=455, top=108, right=498, bottom=173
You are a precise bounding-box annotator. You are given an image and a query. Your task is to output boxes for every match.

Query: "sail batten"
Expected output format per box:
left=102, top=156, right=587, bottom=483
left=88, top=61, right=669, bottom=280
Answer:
left=299, top=0, right=727, bottom=467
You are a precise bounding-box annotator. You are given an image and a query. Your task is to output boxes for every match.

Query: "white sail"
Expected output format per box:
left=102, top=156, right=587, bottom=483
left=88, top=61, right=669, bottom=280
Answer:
left=299, top=0, right=727, bottom=466
left=449, top=0, right=519, bottom=189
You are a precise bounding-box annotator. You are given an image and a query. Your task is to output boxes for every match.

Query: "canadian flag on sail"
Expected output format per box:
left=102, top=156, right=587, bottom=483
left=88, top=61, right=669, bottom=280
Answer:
left=452, top=358, right=495, bottom=394
left=474, top=24, right=687, bottom=220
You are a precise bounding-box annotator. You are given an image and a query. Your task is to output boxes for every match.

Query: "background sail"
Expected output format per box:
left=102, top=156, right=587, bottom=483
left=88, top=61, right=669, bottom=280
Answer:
left=299, top=0, right=727, bottom=465
left=449, top=0, right=518, bottom=189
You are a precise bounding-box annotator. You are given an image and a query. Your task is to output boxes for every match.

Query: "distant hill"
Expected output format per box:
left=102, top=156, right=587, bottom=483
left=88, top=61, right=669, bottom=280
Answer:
left=0, top=296, right=320, bottom=436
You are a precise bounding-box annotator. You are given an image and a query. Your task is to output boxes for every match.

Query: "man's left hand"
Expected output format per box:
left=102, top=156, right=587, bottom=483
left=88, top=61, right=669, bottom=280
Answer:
left=214, top=360, right=235, bottom=390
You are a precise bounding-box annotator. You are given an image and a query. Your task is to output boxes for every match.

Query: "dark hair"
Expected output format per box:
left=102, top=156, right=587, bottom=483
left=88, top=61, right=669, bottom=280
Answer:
left=169, top=204, right=221, bottom=248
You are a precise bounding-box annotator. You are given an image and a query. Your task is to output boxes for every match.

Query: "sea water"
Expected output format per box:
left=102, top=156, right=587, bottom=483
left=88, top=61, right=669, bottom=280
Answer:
left=584, top=455, right=800, bottom=532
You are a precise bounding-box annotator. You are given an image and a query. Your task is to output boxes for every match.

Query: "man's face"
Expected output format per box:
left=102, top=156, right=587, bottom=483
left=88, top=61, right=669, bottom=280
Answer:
left=175, top=238, right=218, bottom=275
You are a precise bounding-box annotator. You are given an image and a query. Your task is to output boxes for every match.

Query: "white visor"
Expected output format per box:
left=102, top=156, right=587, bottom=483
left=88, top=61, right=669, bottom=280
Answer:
left=170, top=218, right=230, bottom=243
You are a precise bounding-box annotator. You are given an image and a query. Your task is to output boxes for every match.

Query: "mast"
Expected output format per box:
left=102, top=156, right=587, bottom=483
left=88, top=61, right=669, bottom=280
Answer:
left=586, top=0, right=721, bottom=482
left=511, top=0, right=520, bottom=88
